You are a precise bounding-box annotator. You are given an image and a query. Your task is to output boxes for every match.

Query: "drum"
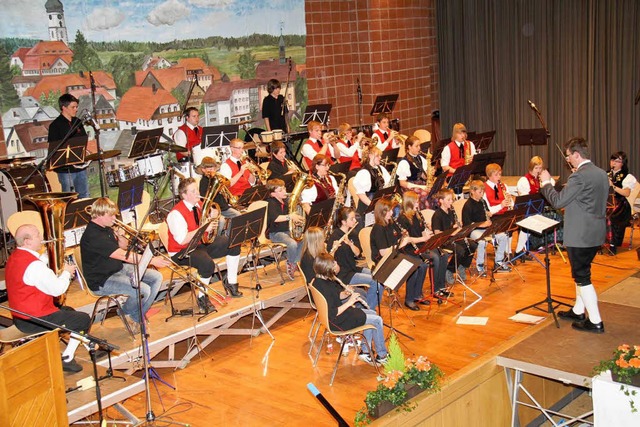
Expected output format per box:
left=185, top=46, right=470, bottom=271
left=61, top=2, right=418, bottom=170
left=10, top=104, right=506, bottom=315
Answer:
left=106, top=169, right=120, bottom=187
left=106, top=165, right=140, bottom=187
left=272, top=129, right=284, bottom=141
left=0, top=165, right=50, bottom=230
left=135, top=153, right=165, bottom=178
left=260, top=131, right=274, bottom=143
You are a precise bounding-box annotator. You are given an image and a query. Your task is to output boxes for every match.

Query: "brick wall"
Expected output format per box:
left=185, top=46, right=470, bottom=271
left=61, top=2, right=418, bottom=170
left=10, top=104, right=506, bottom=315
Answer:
left=305, top=0, right=439, bottom=135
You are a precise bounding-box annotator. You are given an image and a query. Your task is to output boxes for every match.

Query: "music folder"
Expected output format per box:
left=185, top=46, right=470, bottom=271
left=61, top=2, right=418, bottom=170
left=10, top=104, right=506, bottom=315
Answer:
left=372, top=247, right=421, bottom=291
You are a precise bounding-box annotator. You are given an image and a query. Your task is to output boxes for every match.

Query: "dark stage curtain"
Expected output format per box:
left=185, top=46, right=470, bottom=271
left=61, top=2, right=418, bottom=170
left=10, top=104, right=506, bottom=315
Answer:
left=436, top=0, right=640, bottom=180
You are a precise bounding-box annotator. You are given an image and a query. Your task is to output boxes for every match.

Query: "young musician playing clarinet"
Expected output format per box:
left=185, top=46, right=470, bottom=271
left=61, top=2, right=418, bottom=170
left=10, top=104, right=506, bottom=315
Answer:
left=607, top=151, right=637, bottom=255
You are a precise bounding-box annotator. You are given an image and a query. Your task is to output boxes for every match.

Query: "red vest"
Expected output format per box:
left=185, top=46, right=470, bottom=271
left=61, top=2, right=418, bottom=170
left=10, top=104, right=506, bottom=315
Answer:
left=6, top=249, right=58, bottom=319
left=374, top=129, right=394, bottom=151
left=446, top=140, right=471, bottom=175
left=303, top=139, right=333, bottom=170
left=524, top=173, right=540, bottom=194
left=225, top=158, right=253, bottom=196
left=167, top=201, right=201, bottom=253
left=338, top=139, right=362, bottom=170
left=485, top=182, right=507, bottom=215
left=177, top=123, right=202, bottom=160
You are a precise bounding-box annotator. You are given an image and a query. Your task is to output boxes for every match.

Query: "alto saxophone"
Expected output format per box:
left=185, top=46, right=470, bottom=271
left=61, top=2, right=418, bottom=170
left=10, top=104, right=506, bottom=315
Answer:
left=383, top=160, right=399, bottom=187
left=464, top=141, right=473, bottom=165
left=325, top=171, right=346, bottom=239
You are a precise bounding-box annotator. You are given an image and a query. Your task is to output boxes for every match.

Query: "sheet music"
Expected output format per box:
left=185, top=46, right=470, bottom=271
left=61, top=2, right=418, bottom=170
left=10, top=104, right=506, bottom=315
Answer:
left=364, top=212, right=375, bottom=227
left=383, top=259, right=414, bottom=291
left=517, top=214, right=559, bottom=234
left=137, top=245, right=153, bottom=278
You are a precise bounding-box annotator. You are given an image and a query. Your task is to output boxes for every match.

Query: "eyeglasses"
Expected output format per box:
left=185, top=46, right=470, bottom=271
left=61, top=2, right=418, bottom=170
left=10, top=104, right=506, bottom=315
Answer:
left=231, top=145, right=244, bottom=149
left=317, top=163, right=328, bottom=167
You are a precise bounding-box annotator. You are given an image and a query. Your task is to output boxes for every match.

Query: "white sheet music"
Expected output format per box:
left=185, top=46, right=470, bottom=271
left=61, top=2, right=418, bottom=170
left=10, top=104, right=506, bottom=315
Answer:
left=517, top=214, right=559, bottom=234
left=137, top=245, right=153, bottom=277
left=383, top=259, right=414, bottom=291
left=364, top=212, right=375, bottom=227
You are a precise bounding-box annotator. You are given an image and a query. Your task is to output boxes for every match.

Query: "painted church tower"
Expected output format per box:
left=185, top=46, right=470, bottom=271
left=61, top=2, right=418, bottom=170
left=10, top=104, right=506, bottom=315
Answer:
left=45, top=0, right=68, bottom=46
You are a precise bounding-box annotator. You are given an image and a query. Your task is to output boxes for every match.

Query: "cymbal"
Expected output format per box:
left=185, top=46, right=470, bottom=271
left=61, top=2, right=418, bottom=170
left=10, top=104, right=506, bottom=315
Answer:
left=236, top=119, right=256, bottom=126
left=244, top=142, right=257, bottom=150
left=157, top=143, right=188, bottom=153
left=0, top=156, right=36, bottom=165
left=85, top=150, right=121, bottom=161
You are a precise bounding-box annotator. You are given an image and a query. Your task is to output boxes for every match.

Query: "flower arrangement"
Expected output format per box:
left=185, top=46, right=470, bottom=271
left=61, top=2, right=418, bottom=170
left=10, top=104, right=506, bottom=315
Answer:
left=593, top=344, right=640, bottom=413
left=355, top=334, right=443, bottom=426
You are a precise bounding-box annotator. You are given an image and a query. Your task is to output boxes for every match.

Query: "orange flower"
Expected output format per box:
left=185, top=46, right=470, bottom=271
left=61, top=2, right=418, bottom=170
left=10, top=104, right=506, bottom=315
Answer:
left=383, top=370, right=403, bottom=389
left=629, top=358, right=640, bottom=369
left=413, top=356, right=431, bottom=372
left=618, top=344, right=631, bottom=352
left=634, top=345, right=640, bottom=353
left=617, top=357, right=630, bottom=369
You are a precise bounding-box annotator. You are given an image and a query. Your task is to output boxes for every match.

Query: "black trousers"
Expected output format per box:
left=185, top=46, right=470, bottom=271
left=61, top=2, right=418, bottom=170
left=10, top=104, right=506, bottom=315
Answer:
left=566, top=246, right=600, bottom=286
left=14, top=306, right=91, bottom=334
left=172, top=235, right=240, bottom=279
left=447, top=239, right=477, bottom=271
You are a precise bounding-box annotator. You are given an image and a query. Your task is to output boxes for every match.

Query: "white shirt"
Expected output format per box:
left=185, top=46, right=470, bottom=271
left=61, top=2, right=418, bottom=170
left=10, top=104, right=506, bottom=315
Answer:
left=301, top=176, right=338, bottom=204
left=483, top=181, right=505, bottom=215
left=517, top=175, right=555, bottom=196
left=619, top=173, right=637, bottom=190
left=396, top=156, right=427, bottom=181
left=219, top=155, right=240, bottom=180
left=336, top=140, right=360, bottom=158
left=302, top=138, right=335, bottom=162
left=20, top=247, right=71, bottom=297
left=353, top=166, right=391, bottom=194
left=174, top=122, right=203, bottom=162
left=440, top=140, right=477, bottom=168
left=166, top=200, right=196, bottom=255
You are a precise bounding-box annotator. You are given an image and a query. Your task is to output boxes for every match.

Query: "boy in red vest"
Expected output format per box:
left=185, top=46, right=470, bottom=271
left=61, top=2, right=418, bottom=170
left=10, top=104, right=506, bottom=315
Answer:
left=300, top=120, right=336, bottom=171
left=219, top=138, right=256, bottom=197
left=441, top=123, right=476, bottom=176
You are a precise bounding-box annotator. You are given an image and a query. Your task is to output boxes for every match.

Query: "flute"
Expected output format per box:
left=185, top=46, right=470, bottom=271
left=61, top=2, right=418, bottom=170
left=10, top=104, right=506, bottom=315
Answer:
left=329, top=222, right=358, bottom=255
left=335, top=277, right=370, bottom=309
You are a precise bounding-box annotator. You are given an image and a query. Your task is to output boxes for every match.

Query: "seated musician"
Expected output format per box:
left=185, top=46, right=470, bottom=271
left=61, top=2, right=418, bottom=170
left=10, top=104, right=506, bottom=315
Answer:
left=431, top=189, right=476, bottom=287
left=166, top=178, right=243, bottom=313
left=6, top=224, right=89, bottom=372
left=327, top=207, right=384, bottom=310
left=397, top=191, right=450, bottom=302
left=174, top=107, right=202, bottom=164
left=371, top=113, right=399, bottom=151
left=219, top=138, right=256, bottom=197
left=483, top=163, right=513, bottom=216
left=267, top=141, right=298, bottom=180
left=300, top=154, right=339, bottom=215
left=440, top=123, right=476, bottom=177
left=335, top=123, right=363, bottom=172
left=81, top=198, right=168, bottom=331
left=312, top=252, right=388, bottom=366
left=301, top=120, right=337, bottom=171
left=196, top=157, right=240, bottom=235
left=514, top=156, right=554, bottom=259
left=608, top=151, right=637, bottom=254
left=462, top=180, right=511, bottom=274
left=353, top=146, right=391, bottom=217
left=397, top=135, right=431, bottom=209
left=266, top=178, right=304, bottom=280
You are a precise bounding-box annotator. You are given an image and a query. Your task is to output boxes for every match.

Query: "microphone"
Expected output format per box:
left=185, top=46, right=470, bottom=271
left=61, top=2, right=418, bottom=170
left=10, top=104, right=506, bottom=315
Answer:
left=527, top=100, right=539, bottom=112
left=82, top=111, right=100, bottom=130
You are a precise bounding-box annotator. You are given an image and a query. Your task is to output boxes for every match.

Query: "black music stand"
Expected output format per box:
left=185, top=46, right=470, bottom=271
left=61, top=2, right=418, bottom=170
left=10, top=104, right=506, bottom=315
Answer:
left=304, top=198, right=334, bottom=232
left=416, top=228, right=457, bottom=304
left=64, top=197, right=97, bottom=248
left=363, top=185, right=398, bottom=221
left=128, top=128, right=162, bottom=158
left=470, top=151, right=507, bottom=177
left=447, top=164, right=474, bottom=194
left=471, top=130, right=496, bottom=153
left=329, top=161, right=350, bottom=176
left=117, top=175, right=145, bottom=214
left=516, top=128, right=548, bottom=146
left=426, top=173, right=447, bottom=207
left=302, top=104, right=332, bottom=127
left=236, top=185, right=270, bottom=208
left=442, top=222, right=483, bottom=312
left=380, top=148, right=400, bottom=167
left=49, top=135, right=88, bottom=169
left=475, top=214, right=520, bottom=286
left=369, top=94, right=399, bottom=116
left=431, top=138, right=450, bottom=164
left=420, top=141, right=432, bottom=153
left=201, top=125, right=238, bottom=149
left=511, top=194, right=547, bottom=267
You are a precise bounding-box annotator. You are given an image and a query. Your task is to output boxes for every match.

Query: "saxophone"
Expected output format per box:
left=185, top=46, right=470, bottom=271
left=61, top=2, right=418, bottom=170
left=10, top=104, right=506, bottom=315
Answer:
left=325, top=172, right=346, bottom=239
left=201, top=174, right=224, bottom=243
left=383, top=160, right=399, bottom=187
left=464, top=141, right=473, bottom=165
left=424, top=149, right=436, bottom=188
left=289, top=173, right=312, bottom=241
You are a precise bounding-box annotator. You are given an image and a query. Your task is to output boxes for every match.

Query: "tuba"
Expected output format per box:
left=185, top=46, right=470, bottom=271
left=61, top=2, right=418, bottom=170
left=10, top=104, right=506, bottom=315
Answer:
left=289, top=173, right=313, bottom=241
left=201, top=174, right=225, bottom=243
left=26, top=192, right=78, bottom=306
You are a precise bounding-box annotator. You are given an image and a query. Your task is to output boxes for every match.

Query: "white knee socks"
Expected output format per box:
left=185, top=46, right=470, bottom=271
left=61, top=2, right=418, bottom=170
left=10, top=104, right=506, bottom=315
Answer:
left=580, top=284, right=602, bottom=323
left=62, top=337, right=81, bottom=361
left=572, top=284, right=585, bottom=314
left=226, top=255, right=240, bottom=284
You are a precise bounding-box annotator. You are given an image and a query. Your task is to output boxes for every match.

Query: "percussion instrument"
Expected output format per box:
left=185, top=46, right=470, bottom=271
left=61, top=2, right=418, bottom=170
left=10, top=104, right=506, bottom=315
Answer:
left=272, top=129, right=284, bottom=141
left=260, top=131, right=274, bottom=143
left=106, top=164, right=140, bottom=187
left=0, top=165, right=50, bottom=230
left=85, top=150, right=121, bottom=162
left=157, top=143, right=188, bottom=153
left=135, top=153, right=165, bottom=179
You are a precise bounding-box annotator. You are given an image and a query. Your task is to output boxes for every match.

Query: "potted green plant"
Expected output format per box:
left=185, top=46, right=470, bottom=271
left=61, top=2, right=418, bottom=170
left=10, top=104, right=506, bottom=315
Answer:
left=355, top=334, right=443, bottom=426
left=593, top=344, right=640, bottom=413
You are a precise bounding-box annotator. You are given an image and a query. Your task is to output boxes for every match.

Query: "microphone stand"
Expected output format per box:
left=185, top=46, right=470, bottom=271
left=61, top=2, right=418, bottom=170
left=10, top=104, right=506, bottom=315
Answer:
left=528, top=100, right=571, bottom=172
left=88, top=70, right=107, bottom=197
left=357, top=78, right=363, bottom=127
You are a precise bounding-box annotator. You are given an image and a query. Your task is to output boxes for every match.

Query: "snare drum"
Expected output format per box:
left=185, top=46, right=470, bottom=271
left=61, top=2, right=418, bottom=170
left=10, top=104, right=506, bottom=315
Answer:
left=135, top=153, right=165, bottom=178
left=106, top=165, right=140, bottom=187
left=260, top=131, right=274, bottom=143
left=0, top=165, right=50, bottom=230
left=272, top=129, right=283, bottom=140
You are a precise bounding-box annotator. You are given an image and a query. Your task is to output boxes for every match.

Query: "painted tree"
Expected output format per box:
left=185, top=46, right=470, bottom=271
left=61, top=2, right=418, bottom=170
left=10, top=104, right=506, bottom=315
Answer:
left=69, top=30, right=103, bottom=73
left=236, top=49, right=256, bottom=79
left=0, top=45, right=19, bottom=113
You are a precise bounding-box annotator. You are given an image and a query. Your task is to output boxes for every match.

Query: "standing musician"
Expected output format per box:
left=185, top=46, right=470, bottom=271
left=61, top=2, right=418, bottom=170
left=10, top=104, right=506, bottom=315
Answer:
left=371, top=113, right=399, bottom=151
left=431, top=189, right=476, bottom=288
left=219, top=138, right=256, bottom=197
left=166, top=178, right=243, bottom=312
left=261, top=79, right=290, bottom=133
left=301, top=120, right=337, bottom=171
left=300, top=154, right=339, bottom=215
left=267, top=141, right=298, bottom=180
left=397, top=135, right=431, bottom=209
left=266, top=178, right=305, bottom=280
left=196, top=157, right=240, bottom=235
left=396, top=191, right=449, bottom=307
left=353, top=147, right=391, bottom=216
left=335, top=123, right=363, bottom=172
left=81, top=198, right=168, bottom=330
left=462, top=180, right=511, bottom=274
left=312, top=252, right=388, bottom=366
left=174, top=107, right=202, bottom=164
left=441, top=123, right=476, bottom=177
left=7, top=224, right=89, bottom=372
left=540, top=137, right=608, bottom=333
left=607, top=151, right=637, bottom=255
left=515, top=156, right=554, bottom=259
left=327, top=207, right=384, bottom=310
left=483, top=163, right=513, bottom=216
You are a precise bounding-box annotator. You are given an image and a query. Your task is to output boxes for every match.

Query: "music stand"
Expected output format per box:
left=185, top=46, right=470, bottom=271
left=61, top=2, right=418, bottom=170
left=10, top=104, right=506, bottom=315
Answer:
left=201, top=125, right=238, bottom=149
left=128, top=128, right=162, bottom=158
left=516, top=128, right=548, bottom=146
left=329, top=161, right=351, bottom=177
left=236, top=185, right=270, bottom=209
left=364, top=185, right=398, bottom=215
left=117, top=175, right=145, bottom=214
left=447, top=164, right=474, bottom=194
left=304, top=198, right=334, bottom=232
left=301, top=104, right=332, bottom=127
left=380, top=148, right=400, bottom=167
left=49, top=135, right=88, bottom=169
left=470, top=151, right=507, bottom=177
left=426, top=173, right=447, bottom=206
left=420, top=141, right=432, bottom=153
left=64, top=198, right=97, bottom=230
left=475, top=214, right=521, bottom=286
left=369, top=94, right=399, bottom=116
left=442, top=222, right=483, bottom=312
left=281, top=173, right=297, bottom=193
left=431, top=138, right=450, bottom=163
left=511, top=195, right=547, bottom=268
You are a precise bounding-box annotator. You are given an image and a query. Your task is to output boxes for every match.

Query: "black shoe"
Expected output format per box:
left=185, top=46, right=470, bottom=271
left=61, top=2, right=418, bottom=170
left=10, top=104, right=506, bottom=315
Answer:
left=62, top=357, right=83, bottom=373
left=435, top=289, right=454, bottom=298
left=404, top=301, right=420, bottom=311
left=415, top=299, right=431, bottom=306
left=223, top=281, right=243, bottom=298
left=608, top=245, right=617, bottom=256
left=557, top=309, right=586, bottom=321
left=572, top=319, right=605, bottom=333
left=197, top=295, right=217, bottom=313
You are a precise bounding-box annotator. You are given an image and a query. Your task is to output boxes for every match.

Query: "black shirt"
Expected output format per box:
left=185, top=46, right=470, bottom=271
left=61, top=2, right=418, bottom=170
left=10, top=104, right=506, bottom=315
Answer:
left=431, top=208, right=455, bottom=233
left=462, top=198, right=487, bottom=226
left=313, top=277, right=366, bottom=331
left=370, top=223, right=397, bottom=264
left=266, top=196, right=288, bottom=235
left=267, top=156, right=289, bottom=180
left=300, top=251, right=315, bottom=284
left=327, top=228, right=362, bottom=283
left=47, top=115, right=88, bottom=173
left=261, top=94, right=288, bottom=131
left=199, top=175, right=230, bottom=211
left=80, top=221, right=124, bottom=290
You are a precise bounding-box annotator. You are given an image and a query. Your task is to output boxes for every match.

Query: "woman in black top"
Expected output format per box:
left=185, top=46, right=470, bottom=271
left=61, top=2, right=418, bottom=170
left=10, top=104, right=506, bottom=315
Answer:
left=607, top=151, right=637, bottom=254
left=312, top=252, right=388, bottom=365
left=266, top=141, right=297, bottom=180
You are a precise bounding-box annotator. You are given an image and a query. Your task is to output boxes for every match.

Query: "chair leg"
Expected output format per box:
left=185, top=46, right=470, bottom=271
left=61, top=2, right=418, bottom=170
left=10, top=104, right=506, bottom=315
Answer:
left=113, top=297, right=136, bottom=339
left=358, top=332, right=382, bottom=377
left=307, top=314, right=321, bottom=356
left=269, top=245, right=286, bottom=284
left=308, top=312, right=318, bottom=342
left=313, top=330, right=328, bottom=367
left=329, top=337, right=350, bottom=386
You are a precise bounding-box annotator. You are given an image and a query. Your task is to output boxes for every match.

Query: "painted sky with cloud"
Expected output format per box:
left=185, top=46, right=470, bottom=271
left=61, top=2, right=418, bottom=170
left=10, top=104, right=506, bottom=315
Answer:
left=0, top=0, right=305, bottom=42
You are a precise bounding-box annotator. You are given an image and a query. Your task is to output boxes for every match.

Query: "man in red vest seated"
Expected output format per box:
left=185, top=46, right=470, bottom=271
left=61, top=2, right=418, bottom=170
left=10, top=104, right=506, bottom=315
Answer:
left=301, top=120, right=336, bottom=171
left=371, top=113, right=400, bottom=151
left=166, top=178, right=243, bottom=313
left=6, top=224, right=89, bottom=373
left=174, top=107, right=202, bottom=163
left=219, top=138, right=256, bottom=197
left=441, top=122, right=477, bottom=177
left=483, top=163, right=513, bottom=216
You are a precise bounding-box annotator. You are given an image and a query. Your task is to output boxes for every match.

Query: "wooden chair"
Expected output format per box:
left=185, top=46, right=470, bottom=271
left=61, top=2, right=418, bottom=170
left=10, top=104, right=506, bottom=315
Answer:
left=246, top=200, right=287, bottom=283
left=72, top=247, right=136, bottom=339
left=358, top=226, right=375, bottom=270
left=625, top=184, right=640, bottom=248
left=0, top=325, right=46, bottom=353
left=348, top=177, right=359, bottom=209
left=297, top=262, right=321, bottom=353
left=452, top=198, right=465, bottom=224
left=421, top=209, right=435, bottom=228
left=309, top=283, right=380, bottom=386
left=413, top=129, right=432, bottom=144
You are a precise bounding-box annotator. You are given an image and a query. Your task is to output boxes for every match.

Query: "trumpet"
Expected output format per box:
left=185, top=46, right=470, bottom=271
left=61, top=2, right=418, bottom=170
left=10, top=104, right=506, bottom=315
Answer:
left=335, top=277, right=370, bottom=309
left=241, top=154, right=269, bottom=184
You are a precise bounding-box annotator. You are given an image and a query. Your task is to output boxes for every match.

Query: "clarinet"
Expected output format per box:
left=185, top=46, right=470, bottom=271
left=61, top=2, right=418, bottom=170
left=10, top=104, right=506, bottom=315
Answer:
left=391, top=216, right=428, bottom=261
left=451, top=208, right=472, bottom=254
